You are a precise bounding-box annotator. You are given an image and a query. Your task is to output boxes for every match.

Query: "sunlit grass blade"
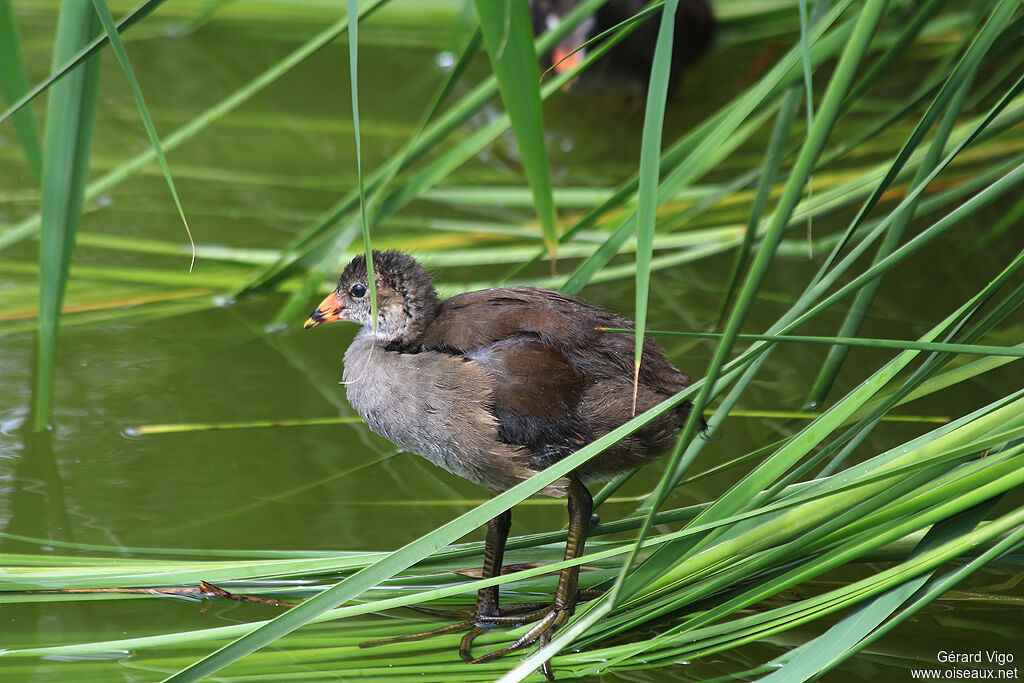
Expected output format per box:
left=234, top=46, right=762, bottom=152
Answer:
left=474, top=0, right=558, bottom=260
left=796, top=0, right=815, bottom=263
left=797, top=518, right=1024, bottom=679
left=33, top=0, right=101, bottom=430
left=623, top=0, right=890, bottom=595
left=127, top=416, right=363, bottom=435
left=806, top=0, right=1020, bottom=406
left=759, top=496, right=1001, bottom=682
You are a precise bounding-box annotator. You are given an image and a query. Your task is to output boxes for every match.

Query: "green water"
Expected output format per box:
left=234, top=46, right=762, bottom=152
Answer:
left=2, top=1, right=1023, bottom=681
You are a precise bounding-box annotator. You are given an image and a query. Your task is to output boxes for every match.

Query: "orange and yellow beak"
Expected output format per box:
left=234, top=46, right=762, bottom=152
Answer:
left=304, top=292, right=347, bottom=329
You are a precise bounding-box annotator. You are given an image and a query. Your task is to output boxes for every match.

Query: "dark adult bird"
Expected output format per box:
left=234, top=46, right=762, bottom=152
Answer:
left=530, top=0, right=716, bottom=92
left=305, top=250, right=696, bottom=679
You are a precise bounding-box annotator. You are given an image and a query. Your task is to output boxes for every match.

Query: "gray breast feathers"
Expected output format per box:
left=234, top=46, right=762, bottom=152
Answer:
left=342, top=332, right=567, bottom=495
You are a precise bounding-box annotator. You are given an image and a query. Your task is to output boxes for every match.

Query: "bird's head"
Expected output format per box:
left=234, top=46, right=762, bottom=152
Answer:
left=304, top=250, right=440, bottom=349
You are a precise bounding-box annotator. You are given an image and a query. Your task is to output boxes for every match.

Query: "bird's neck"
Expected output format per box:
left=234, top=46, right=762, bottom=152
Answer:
left=356, top=313, right=438, bottom=353
left=373, top=292, right=441, bottom=352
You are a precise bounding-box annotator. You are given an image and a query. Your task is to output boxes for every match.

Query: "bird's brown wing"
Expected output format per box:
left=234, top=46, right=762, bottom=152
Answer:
left=465, top=337, right=591, bottom=460
left=421, top=286, right=691, bottom=391
left=419, top=287, right=589, bottom=354
left=420, top=288, right=596, bottom=460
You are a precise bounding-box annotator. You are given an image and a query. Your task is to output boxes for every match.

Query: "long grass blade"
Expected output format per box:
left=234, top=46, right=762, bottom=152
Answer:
left=33, top=0, right=101, bottom=430
left=623, top=329, right=1024, bottom=358
left=90, top=0, right=196, bottom=271
left=0, top=0, right=164, bottom=127
left=631, top=0, right=677, bottom=415
left=760, top=497, right=1001, bottom=683
left=806, top=0, right=1020, bottom=406
left=163, top=373, right=697, bottom=680
left=0, top=2, right=384, bottom=256
left=0, top=0, right=42, bottom=180
left=346, top=0, right=376, bottom=329
left=622, top=0, right=891, bottom=596
left=716, top=84, right=801, bottom=328
left=559, top=0, right=855, bottom=296
left=474, top=0, right=558, bottom=259
left=800, top=520, right=1024, bottom=678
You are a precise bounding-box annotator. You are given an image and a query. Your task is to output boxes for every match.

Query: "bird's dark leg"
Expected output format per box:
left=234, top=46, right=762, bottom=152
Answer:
left=360, top=499, right=520, bottom=651
left=361, top=483, right=598, bottom=680
left=472, top=476, right=594, bottom=681
left=458, top=504, right=512, bottom=660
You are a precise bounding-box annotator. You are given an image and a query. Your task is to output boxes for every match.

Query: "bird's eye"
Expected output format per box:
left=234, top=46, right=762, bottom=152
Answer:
left=349, top=283, right=367, bottom=298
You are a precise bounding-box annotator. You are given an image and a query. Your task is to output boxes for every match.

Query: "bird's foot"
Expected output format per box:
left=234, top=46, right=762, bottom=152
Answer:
left=466, top=603, right=575, bottom=681
left=405, top=604, right=474, bottom=620
left=357, top=618, right=477, bottom=648
left=360, top=588, right=601, bottom=681
left=357, top=601, right=548, bottom=650
left=461, top=591, right=602, bottom=680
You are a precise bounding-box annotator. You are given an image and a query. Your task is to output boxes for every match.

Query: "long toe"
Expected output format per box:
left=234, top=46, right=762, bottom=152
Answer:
left=469, top=606, right=564, bottom=664
left=459, top=625, right=487, bottom=662
left=359, top=619, right=475, bottom=648
left=539, top=631, right=555, bottom=681
left=406, top=604, right=475, bottom=619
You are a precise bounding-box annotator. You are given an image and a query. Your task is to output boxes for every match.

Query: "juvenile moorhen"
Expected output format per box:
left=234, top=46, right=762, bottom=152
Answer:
left=530, top=0, right=716, bottom=92
left=305, top=250, right=696, bottom=678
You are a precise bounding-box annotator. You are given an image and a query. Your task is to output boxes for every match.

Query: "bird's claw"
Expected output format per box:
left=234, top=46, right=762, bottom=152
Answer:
left=358, top=601, right=549, bottom=651
left=466, top=604, right=574, bottom=680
